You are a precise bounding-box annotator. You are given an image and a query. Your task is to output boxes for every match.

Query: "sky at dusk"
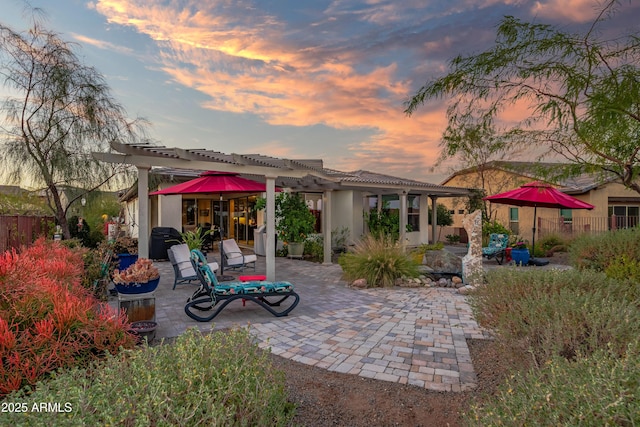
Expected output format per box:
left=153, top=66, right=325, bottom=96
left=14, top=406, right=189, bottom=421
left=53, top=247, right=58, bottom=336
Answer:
left=2, top=0, right=639, bottom=184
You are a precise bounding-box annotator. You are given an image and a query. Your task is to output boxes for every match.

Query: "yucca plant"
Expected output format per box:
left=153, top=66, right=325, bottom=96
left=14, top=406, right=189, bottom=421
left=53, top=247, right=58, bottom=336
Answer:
left=338, top=235, right=419, bottom=287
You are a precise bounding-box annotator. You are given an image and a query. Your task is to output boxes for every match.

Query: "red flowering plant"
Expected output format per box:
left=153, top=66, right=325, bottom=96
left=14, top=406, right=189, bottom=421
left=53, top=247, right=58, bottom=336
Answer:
left=112, top=258, right=159, bottom=285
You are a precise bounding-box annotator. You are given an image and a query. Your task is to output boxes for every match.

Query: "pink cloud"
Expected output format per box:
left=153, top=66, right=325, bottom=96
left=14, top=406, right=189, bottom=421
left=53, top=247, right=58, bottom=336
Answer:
left=92, top=0, right=461, bottom=178
left=530, top=0, right=603, bottom=22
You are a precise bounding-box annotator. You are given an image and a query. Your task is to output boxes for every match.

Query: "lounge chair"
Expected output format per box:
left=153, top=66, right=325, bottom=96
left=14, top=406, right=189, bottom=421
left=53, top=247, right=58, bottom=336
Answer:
left=482, top=233, right=509, bottom=265
left=221, top=238, right=257, bottom=271
left=184, top=249, right=299, bottom=322
left=168, top=244, right=219, bottom=290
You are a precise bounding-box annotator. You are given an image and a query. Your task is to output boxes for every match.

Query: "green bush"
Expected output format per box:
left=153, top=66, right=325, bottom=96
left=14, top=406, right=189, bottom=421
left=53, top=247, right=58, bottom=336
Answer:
left=471, top=269, right=640, bottom=368
left=466, top=342, right=640, bottom=426
left=569, top=228, right=640, bottom=278
left=1, top=328, right=294, bottom=427
left=303, top=234, right=324, bottom=262
left=338, top=235, right=419, bottom=287
left=482, top=220, right=510, bottom=238
left=410, top=242, right=445, bottom=264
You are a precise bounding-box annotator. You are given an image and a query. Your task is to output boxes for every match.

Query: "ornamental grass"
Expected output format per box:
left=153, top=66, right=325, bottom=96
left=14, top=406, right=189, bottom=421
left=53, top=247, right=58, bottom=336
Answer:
left=338, top=235, right=419, bottom=287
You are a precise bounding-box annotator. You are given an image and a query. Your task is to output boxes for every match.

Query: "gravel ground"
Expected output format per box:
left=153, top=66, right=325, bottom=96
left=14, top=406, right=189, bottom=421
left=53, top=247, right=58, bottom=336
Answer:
left=271, top=338, right=505, bottom=427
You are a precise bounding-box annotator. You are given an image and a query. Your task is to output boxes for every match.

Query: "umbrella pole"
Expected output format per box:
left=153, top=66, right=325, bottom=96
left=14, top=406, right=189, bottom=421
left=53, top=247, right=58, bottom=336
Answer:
left=531, top=205, right=537, bottom=263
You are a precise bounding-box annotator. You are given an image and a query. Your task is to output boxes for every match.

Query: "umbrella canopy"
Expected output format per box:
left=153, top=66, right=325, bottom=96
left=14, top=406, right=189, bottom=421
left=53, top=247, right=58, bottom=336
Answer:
left=483, top=181, right=594, bottom=263
left=149, top=171, right=269, bottom=195
left=483, top=181, right=595, bottom=210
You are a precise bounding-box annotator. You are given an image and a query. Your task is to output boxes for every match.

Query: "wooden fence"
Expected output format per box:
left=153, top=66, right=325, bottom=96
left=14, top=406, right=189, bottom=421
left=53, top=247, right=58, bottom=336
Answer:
left=0, top=215, right=55, bottom=253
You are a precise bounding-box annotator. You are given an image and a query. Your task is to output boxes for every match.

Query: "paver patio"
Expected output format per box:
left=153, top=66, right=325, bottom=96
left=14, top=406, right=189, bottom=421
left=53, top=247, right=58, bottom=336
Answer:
left=110, top=250, right=492, bottom=391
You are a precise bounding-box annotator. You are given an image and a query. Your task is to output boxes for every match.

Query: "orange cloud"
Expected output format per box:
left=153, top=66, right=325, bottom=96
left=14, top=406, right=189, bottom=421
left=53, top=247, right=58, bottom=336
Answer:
left=91, top=0, right=473, bottom=179
left=530, top=0, right=603, bottom=22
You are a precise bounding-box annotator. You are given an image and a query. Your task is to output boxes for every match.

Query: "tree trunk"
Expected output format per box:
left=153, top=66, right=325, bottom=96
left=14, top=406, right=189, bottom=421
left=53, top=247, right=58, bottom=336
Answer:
left=48, top=184, right=71, bottom=239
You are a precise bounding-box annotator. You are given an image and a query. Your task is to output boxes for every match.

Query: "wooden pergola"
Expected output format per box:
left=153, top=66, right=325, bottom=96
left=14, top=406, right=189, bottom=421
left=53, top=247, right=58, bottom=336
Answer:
left=95, top=142, right=473, bottom=281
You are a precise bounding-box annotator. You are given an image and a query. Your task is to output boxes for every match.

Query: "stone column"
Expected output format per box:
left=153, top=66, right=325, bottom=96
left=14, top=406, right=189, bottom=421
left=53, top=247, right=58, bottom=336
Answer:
left=430, top=196, right=438, bottom=244
left=461, top=209, right=483, bottom=291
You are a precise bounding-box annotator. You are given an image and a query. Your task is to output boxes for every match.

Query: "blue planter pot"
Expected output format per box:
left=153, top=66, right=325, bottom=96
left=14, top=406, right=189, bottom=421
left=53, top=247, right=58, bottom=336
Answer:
left=115, top=277, right=160, bottom=294
left=117, top=253, right=139, bottom=270
left=511, top=249, right=530, bottom=266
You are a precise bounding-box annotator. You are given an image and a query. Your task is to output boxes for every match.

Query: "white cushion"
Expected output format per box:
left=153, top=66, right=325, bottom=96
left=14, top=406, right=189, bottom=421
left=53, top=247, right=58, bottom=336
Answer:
left=172, top=243, right=218, bottom=276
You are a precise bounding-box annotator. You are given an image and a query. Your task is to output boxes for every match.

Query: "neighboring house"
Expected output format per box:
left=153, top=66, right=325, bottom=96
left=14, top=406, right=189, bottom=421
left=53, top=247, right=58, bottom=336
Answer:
left=440, top=161, right=640, bottom=243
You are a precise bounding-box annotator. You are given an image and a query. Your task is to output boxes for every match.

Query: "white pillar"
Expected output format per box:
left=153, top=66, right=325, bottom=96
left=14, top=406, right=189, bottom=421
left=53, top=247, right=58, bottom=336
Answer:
left=419, top=195, right=429, bottom=244
left=399, top=191, right=407, bottom=250
left=431, top=196, right=438, bottom=244
left=323, top=190, right=333, bottom=264
left=265, top=176, right=276, bottom=281
left=137, top=166, right=150, bottom=258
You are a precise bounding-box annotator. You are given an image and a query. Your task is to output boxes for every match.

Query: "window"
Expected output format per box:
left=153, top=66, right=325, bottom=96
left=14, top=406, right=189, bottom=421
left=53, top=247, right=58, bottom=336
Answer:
left=509, top=207, right=519, bottom=234
left=458, top=209, right=465, bottom=215
left=608, top=205, right=640, bottom=229
left=560, top=208, right=572, bottom=224
left=408, top=195, right=420, bottom=232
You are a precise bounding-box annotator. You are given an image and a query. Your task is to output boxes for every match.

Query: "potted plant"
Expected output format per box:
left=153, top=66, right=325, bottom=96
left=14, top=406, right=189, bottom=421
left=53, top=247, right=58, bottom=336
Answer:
left=174, top=227, right=211, bottom=251
left=274, top=193, right=316, bottom=258
left=111, top=236, right=139, bottom=270
left=510, top=239, right=530, bottom=266
left=113, top=258, right=160, bottom=294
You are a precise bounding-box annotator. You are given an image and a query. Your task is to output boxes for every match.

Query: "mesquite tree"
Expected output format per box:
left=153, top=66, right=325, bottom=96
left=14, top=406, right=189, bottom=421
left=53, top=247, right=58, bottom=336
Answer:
left=406, top=0, right=640, bottom=194
left=0, top=9, right=146, bottom=238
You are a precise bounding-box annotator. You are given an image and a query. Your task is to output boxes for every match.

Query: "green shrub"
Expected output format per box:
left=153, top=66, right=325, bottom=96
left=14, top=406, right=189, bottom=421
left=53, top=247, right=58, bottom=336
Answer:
left=605, top=254, right=640, bottom=281
left=338, top=235, right=419, bottom=287
left=569, top=228, right=640, bottom=276
left=471, top=269, right=640, bottom=368
left=466, top=342, right=640, bottom=427
left=410, top=242, right=445, bottom=264
left=483, top=220, right=510, bottom=238
left=445, top=234, right=461, bottom=244
left=538, top=233, right=568, bottom=252
left=1, top=328, right=295, bottom=427
left=303, top=234, right=324, bottom=262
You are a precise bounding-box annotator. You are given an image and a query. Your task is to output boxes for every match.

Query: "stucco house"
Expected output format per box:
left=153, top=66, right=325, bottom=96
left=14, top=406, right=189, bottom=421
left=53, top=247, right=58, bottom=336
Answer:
left=440, top=161, right=640, bottom=244
left=97, top=142, right=473, bottom=280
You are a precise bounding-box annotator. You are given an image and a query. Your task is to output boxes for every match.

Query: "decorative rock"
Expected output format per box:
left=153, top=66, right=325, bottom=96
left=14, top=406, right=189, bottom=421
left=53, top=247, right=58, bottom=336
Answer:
left=452, top=276, right=463, bottom=285
left=462, top=210, right=484, bottom=287
left=417, top=265, right=434, bottom=274
left=458, top=285, right=475, bottom=295
left=422, top=250, right=462, bottom=274
left=351, top=278, right=367, bottom=288
left=438, top=278, right=448, bottom=287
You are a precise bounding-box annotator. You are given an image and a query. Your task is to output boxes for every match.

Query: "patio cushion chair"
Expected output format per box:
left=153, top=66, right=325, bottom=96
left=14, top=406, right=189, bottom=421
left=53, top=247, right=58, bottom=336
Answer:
left=482, top=233, right=509, bottom=265
left=168, top=243, right=219, bottom=290
left=221, top=238, right=257, bottom=271
left=185, top=249, right=299, bottom=322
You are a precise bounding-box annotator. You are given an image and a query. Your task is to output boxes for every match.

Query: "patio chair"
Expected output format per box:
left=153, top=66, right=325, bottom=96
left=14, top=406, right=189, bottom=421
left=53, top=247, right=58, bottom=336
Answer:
left=221, top=238, right=257, bottom=271
left=184, top=249, right=299, bottom=322
left=168, top=244, right=219, bottom=290
left=482, top=233, right=509, bottom=265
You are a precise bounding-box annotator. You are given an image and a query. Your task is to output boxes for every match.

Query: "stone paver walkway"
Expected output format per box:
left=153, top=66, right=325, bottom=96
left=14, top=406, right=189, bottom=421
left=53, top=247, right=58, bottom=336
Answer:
left=110, top=250, right=490, bottom=392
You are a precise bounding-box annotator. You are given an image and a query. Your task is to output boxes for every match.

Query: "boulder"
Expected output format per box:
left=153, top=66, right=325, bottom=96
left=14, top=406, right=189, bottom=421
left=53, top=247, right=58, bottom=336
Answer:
left=351, top=278, right=367, bottom=288
left=422, top=250, right=462, bottom=274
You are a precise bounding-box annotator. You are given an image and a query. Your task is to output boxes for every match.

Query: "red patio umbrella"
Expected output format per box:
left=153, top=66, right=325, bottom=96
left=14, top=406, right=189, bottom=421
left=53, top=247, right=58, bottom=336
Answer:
left=149, top=171, right=269, bottom=195
left=150, top=171, right=275, bottom=276
left=483, top=181, right=594, bottom=263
